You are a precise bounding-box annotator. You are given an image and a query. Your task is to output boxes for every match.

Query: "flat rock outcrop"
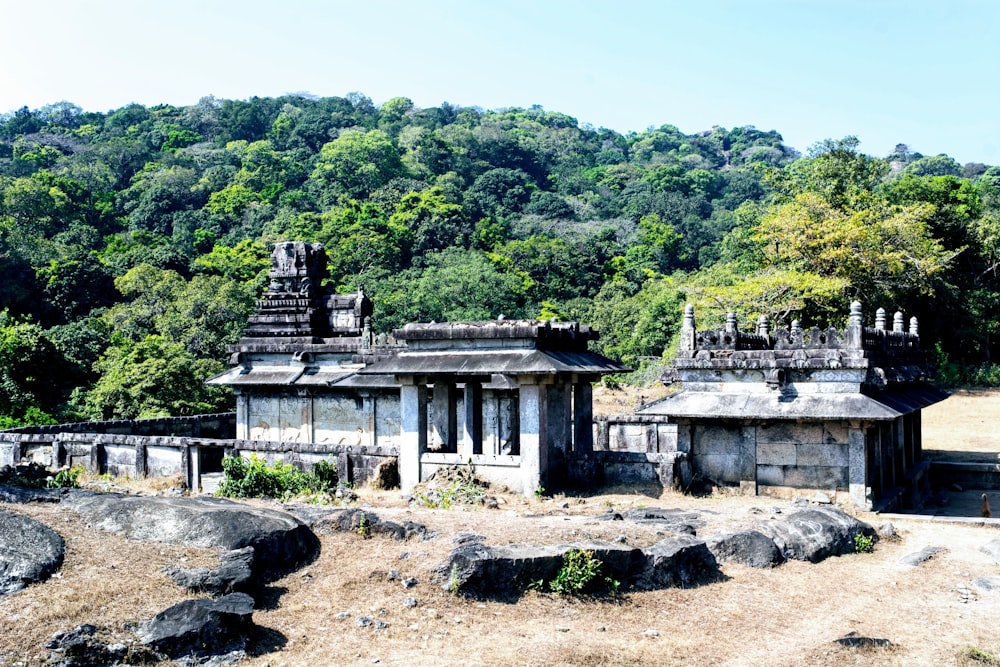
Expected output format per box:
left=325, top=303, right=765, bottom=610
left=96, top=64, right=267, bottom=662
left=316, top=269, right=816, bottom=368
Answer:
left=439, top=541, right=644, bottom=597
left=0, top=483, right=63, bottom=504
left=304, top=508, right=430, bottom=541
left=438, top=536, right=723, bottom=597
left=0, top=508, right=65, bottom=596
left=757, top=506, right=876, bottom=563
left=64, top=492, right=318, bottom=579
left=631, top=534, right=724, bottom=589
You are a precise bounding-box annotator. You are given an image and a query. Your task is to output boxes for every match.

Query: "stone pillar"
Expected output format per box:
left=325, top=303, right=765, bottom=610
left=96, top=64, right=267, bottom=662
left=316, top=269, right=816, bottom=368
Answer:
left=462, top=382, right=483, bottom=456
left=893, top=311, right=904, bottom=333
left=362, top=395, right=376, bottom=447
left=875, top=308, right=886, bottom=331
left=546, top=384, right=572, bottom=453
left=235, top=392, right=249, bottom=441
left=135, top=443, right=147, bottom=477
left=429, top=381, right=457, bottom=452
left=518, top=382, right=547, bottom=496
left=848, top=425, right=870, bottom=509
left=892, top=415, right=909, bottom=485
left=739, top=425, right=756, bottom=494
left=300, top=392, right=314, bottom=444
left=573, top=382, right=593, bottom=455
left=398, top=382, right=427, bottom=492
left=190, top=445, right=202, bottom=493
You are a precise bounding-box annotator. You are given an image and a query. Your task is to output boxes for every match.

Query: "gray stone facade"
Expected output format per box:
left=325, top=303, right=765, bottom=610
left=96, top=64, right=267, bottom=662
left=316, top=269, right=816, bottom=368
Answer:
left=207, top=242, right=630, bottom=496
left=636, top=303, right=948, bottom=509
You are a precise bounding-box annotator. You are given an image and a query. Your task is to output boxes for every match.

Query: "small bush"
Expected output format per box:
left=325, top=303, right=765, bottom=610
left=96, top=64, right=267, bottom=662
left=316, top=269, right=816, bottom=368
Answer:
left=216, top=454, right=337, bottom=500
left=853, top=532, right=875, bottom=554
left=533, top=548, right=620, bottom=596
left=47, top=465, right=85, bottom=489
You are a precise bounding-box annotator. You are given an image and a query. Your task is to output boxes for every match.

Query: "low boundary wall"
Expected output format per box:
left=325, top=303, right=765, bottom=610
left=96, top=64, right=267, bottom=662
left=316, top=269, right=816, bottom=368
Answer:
left=0, top=414, right=687, bottom=495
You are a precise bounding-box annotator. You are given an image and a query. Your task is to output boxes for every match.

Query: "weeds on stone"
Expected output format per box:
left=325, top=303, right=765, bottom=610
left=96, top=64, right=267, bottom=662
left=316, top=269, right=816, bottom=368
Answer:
left=530, top=548, right=620, bottom=596
left=412, top=463, right=488, bottom=509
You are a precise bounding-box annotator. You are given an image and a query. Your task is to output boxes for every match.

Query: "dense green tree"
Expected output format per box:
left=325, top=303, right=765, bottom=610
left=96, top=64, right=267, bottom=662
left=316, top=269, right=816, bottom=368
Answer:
left=309, top=129, right=403, bottom=201
left=82, top=335, right=231, bottom=420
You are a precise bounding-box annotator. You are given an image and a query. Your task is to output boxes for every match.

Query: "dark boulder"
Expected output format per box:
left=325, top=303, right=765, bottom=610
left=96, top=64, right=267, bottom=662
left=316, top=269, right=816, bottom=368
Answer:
left=438, top=541, right=643, bottom=598
left=166, top=546, right=255, bottom=596
left=632, top=535, right=725, bottom=589
left=45, top=624, right=153, bottom=667
left=135, top=592, right=255, bottom=659
left=310, top=508, right=429, bottom=541
left=706, top=530, right=785, bottom=568
left=65, top=493, right=318, bottom=580
left=757, top=506, right=876, bottom=563
left=0, top=508, right=65, bottom=596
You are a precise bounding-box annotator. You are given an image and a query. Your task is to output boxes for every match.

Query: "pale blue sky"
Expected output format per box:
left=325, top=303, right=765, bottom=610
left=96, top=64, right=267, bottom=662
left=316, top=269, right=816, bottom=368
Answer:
left=1, top=0, right=997, bottom=164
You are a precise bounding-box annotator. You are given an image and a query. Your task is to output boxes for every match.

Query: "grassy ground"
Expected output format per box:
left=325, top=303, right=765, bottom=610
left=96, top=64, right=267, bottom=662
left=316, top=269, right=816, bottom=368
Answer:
left=2, top=390, right=1000, bottom=666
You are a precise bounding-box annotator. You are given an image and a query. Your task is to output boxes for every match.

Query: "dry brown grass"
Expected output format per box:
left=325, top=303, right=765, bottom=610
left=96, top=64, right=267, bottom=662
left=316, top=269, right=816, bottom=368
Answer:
left=2, top=390, right=1000, bottom=666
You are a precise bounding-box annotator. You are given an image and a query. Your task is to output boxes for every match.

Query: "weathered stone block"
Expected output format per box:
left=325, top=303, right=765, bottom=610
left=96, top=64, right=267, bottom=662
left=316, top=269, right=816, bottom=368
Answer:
left=657, top=424, right=678, bottom=453
left=692, top=425, right=742, bottom=456
left=758, top=422, right=823, bottom=444
left=782, top=465, right=820, bottom=488
left=823, top=423, right=849, bottom=445
left=695, top=454, right=744, bottom=484
left=757, top=442, right=796, bottom=466
left=796, top=444, right=849, bottom=467
left=756, top=464, right=785, bottom=487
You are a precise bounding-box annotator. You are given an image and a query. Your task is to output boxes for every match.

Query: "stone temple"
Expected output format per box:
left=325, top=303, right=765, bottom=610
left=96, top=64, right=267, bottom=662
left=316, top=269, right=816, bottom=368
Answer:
left=632, top=304, right=948, bottom=509
left=1, top=241, right=950, bottom=508
left=207, top=241, right=630, bottom=495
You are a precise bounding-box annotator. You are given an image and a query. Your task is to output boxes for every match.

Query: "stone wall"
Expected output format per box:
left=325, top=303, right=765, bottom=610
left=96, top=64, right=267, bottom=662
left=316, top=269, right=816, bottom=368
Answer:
left=3, top=413, right=236, bottom=439
left=0, top=431, right=395, bottom=492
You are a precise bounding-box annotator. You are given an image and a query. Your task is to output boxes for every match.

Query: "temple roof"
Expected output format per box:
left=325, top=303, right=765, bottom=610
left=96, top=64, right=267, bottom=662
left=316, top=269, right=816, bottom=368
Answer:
left=638, top=385, right=949, bottom=421
left=358, top=349, right=629, bottom=378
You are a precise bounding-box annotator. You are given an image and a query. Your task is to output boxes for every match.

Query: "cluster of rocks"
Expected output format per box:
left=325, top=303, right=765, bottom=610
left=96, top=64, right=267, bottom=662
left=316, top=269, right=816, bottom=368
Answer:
left=7, top=473, right=1000, bottom=663
left=437, top=505, right=879, bottom=598
left=0, top=484, right=321, bottom=666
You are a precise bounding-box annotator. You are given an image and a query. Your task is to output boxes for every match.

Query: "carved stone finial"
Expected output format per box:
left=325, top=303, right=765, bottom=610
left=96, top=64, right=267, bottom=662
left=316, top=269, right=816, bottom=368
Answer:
left=846, top=301, right=863, bottom=349
left=893, top=311, right=904, bottom=333
left=680, top=304, right=696, bottom=351
left=909, top=316, right=919, bottom=337
left=875, top=308, right=886, bottom=331
left=757, top=315, right=769, bottom=337
left=684, top=304, right=695, bottom=327
left=791, top=319, right=802, bottom=335
left=849, top=301, right=863, bottom=328
left=725, top=312, right=737, bottom=334
left=362, top=316, right=372, bottom=350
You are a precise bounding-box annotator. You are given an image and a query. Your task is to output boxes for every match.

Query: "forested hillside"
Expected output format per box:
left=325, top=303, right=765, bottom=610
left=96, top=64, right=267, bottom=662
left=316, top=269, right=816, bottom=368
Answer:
left=1, top=95, right=997, bottom=425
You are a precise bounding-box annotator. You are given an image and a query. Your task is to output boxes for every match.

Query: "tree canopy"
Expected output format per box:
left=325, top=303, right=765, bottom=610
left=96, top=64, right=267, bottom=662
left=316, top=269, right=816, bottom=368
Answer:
left=0, top=96, right=997, bottom=422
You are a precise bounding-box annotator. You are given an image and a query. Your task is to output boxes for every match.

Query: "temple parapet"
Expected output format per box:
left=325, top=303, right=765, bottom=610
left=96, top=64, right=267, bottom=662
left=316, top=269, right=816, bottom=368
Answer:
left=674, top=301, right=928, bottom=387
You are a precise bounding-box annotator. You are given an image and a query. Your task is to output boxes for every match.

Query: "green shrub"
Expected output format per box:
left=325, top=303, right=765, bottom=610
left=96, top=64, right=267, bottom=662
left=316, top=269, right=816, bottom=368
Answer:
left=533, top=548, right=620, bottom=595
left=215, top=454, right=337, bottom=500
left=47, top=464, right=85, bottom=489
left=853, top=532, right=875, bottom=554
